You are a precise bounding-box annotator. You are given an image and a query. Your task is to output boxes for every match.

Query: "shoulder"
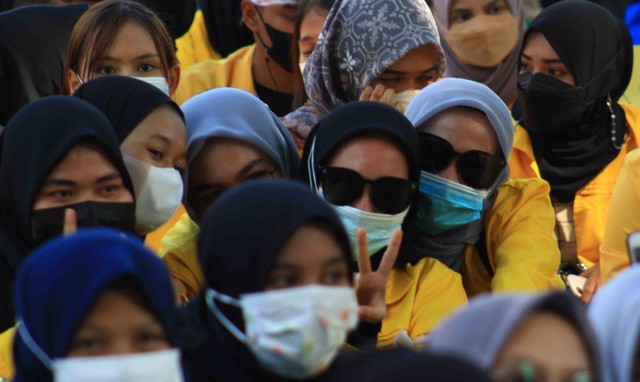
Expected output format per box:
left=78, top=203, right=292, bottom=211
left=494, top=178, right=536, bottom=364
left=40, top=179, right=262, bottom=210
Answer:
left=158, top=213, right=200, bottom=257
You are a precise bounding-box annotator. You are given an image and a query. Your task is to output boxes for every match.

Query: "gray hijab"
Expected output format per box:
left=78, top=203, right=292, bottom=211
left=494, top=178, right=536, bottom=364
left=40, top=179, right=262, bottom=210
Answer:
left=402, top=78, right=513, bottom=270
left=180, top=88, right=301, bottom=216
left=430, top=0, right=525, bottom=106
left=426, top=292, right=601, bottom=378
left=284, top=0, right=444, bottom=139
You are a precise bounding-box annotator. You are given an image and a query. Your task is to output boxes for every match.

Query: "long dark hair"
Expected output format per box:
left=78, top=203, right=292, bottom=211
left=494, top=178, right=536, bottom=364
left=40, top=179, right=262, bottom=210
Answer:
left=291, top=0, right=335, bottom=109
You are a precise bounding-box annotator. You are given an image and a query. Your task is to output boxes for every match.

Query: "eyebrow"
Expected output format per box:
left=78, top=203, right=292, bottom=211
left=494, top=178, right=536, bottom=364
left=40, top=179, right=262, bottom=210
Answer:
left=272, top=255, right=346, bottom=270
left=520, top=53, right=563, bottom=64
left=99, top=53, right=160, bottom=62
left=236, top=158, right=272, bottom=180
left=41, top=178, right=76, bottom=187
left=96, top=173, right=123, bottom=184
left=148, top=134, right=170, bottom=144
left=381, top=65, right=439, bottom=75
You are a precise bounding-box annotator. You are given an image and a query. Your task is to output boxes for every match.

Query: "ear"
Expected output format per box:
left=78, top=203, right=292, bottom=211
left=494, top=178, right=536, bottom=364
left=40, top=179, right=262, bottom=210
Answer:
left=241, top=0, right=260, bottom=33
left=65, top=69, right=82, bottom=95
left=168, top=65, right=181, bottom=96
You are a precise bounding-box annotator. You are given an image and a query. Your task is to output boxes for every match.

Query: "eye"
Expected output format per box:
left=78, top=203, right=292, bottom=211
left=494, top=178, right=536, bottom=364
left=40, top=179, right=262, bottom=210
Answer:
left=139, top=63, right=157, bottom=72
left=148, top=149, right=164, bottom=161
left=49, top=190, right=72, bottom=198
left=322, top=269, right=347, bottom=285
left=487, top=4, right=508, bottom=14
left=135, top=330, right=167, bottom=346
left=245, top=169, right=277, bottom=180
left=69, top=337, right=105, bottom=353
left=519, top=62, right=532, bottom=74
left=450, top=10, right=473, bottom=24
left=98, top=66, right=116, bottom=75
left=267, top=274, right=297, bottom=289
left=100, top=183, right=123, bottom=195
left=548, top=68, right=566, bottom=77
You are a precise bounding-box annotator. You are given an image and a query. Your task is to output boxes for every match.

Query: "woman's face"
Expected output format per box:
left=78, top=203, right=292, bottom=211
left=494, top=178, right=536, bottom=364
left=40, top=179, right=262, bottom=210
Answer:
left=68, top=21, right=180, bottom=95
left=326, top=135, right=410, bottom=213
left=67, top=289, right=171, bottom=357
left=298, top=6, right=329, bottom=64
left=493, top=311, right=592, bottom=382
left=120, top=105, right=187, bottom=174
left=419, top=107, right=500, bottom=188
left=369, top=44, right=440, bottom=93
left=265, top=224, right=350, bottom=291
left=519, top=31, right=575, bottom=86
left=188, top=138, right=281, bottom=218
left=448, top=0, right=512, bottom=26
left=33, top=142, right=133, bottom=210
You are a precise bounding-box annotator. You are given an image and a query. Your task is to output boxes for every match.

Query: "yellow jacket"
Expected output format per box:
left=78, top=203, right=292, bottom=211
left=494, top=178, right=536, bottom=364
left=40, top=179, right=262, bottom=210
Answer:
left=509, top=103, right=640, bottom=267
left=174, top=44, right=256, bottom=105
left=161, top=214, right=467, bottom=347
left=600, top=149, right=640, bottom=283
left=462, top=178, right=565, bottom=296
left=621, top=46, right=640, bottom=106
left=144, top=205, right=187, bottom=253
left=0, top=327, right=14, bottom=380
left=175, top=11, right=221, bottom=71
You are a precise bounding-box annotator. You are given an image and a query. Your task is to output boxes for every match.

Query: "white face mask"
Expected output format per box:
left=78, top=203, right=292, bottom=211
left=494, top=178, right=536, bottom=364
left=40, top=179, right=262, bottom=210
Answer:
left=299, top=61, right=306, bottom=75
left=133, top=76, right=170, bottom=95
left=206, top=285, right=358, bottom=379
left=123, top=155, right=183, bottom=235
left=17, top=322, right=184, bottom=382
left=391, top=89, right=421, bottom=112
left=333, top=204, right=408, bottom=258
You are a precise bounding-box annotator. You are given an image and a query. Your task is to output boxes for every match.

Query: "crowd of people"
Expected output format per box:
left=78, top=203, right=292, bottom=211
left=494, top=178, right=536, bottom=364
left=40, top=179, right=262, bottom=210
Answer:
left=0, top=0, right=639, bottom=380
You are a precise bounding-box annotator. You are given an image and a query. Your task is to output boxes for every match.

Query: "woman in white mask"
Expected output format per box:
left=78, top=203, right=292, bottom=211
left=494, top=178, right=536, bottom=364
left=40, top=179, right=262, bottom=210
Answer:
left=73, top=76, right=187, bottom=251
left=181, top=180, right=398, bottom=381
left=12, top=228, right=183, bottom=382
left=430, top=0, right=524, bottom=106
left=300, top=102, right=467, bottom=347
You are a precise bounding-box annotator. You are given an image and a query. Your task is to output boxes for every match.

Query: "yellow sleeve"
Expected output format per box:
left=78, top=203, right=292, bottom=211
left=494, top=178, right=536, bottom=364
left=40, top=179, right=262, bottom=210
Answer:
left=158, top=214, right=203, bottom=303
left=620, top=46, right=640, bottom=106
left=173, top=59, right=219, bottom=105
left=175, top=10, right=220, bottom=70
left=487, top=179, right=565, bottom=292
left=600, top=149, right=640, bottom=283
left=409, top=258, right=467, bottom=338
left=0, top=327, right=15, bottom=380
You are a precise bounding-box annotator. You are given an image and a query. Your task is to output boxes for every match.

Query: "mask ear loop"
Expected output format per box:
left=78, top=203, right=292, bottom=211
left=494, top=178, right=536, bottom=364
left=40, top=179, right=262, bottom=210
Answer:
left=307, top=137, right=321, bottom=195
left=205, top=289, right=248, bottom=344
left=16, top=320, right=54, bottom=370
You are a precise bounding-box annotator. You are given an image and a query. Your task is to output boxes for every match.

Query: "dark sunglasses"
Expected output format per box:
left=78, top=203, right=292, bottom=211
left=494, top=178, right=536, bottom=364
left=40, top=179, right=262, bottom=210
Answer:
left=418, top=132, right=505, bottom=189
left=317, top=166, right=417, bottom=215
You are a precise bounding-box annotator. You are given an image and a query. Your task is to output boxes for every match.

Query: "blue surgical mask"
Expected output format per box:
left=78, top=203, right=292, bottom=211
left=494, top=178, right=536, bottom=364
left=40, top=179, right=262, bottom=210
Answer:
left=333, top=204, right=408, bottom=259
left=133, top=76, right=170, bottom=95
left=417, top=171, right=487, bottom=235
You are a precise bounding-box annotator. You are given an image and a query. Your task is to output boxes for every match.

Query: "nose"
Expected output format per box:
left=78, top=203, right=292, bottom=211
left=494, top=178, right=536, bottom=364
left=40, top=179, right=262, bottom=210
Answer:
left=109, top=340, right=137, bottom=356
left=352, top=185, right=375, bottom=213
left=438, top=162, right=461, bottom=184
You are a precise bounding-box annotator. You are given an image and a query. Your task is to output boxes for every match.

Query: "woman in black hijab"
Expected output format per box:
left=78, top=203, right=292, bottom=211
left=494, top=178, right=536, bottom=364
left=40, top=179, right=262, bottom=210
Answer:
left=510, top=0, right=638, bottom=302
left=73, top=76, right=186, bottom=241
left=0, top=96, right=136, bottom=332
left=180, top=179, right=398, bottom=381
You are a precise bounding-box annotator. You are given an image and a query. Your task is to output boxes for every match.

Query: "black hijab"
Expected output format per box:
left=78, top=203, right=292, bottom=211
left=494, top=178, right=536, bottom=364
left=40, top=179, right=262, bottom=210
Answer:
left=139, top=0, right=197, bottom=40
left=516, top=0, right=634, bottom=203
left=180, top=179, right=353, bottom=382
left=197, top=0, right=253, bottom=58
left=0, top=96, right=134, bottom=332
left=299, top=102, right=421, bottom=266
left=0, top=4, right=88, bottom=126
left=73, top=76, right=184, bottom=143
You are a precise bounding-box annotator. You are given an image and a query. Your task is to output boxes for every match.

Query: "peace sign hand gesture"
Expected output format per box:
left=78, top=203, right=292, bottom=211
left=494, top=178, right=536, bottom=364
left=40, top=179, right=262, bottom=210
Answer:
left=355, top=227, right=402, bottom=323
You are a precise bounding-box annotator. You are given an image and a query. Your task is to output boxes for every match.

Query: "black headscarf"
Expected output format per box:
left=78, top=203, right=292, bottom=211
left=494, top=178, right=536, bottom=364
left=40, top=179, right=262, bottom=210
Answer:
left=299, top=102, right=421, bottom=266
left=0, top=96, right=135, bottom=332
left=541, top=0, right=630, bottom=19
left=197, top=0, right=253, bottom=58
left=139, top=0, right=197, bottom=40
left=73, top=76, right=184, bottom=143
left=180, top=179, right=354, bottom=382
left=0, top=4, right=88, bottom=126
left=516, top=0, right=633, bottom=203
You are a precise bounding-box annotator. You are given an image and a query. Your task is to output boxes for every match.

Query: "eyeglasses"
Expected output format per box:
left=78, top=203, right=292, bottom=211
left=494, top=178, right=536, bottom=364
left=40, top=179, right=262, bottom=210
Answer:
left=418, top=132, right=506, bottom=189
left=317, top=166, right=417, bottom=215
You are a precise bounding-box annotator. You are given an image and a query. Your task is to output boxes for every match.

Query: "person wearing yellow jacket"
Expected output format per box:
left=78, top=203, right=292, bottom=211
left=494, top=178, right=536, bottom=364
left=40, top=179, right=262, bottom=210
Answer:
left=599, top=149, right=640, bottom=283
left=508, top=1, right=638, bottom=302
left=175, top=0, right=298, bottom=117
left=402, top=78, right=564, bottom=298
left=175, top=10, right=221, bottom=70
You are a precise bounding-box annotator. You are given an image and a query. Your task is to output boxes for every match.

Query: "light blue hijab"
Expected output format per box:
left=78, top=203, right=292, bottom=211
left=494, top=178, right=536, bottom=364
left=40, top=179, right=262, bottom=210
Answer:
left=588, top=265, right=640, bottom=382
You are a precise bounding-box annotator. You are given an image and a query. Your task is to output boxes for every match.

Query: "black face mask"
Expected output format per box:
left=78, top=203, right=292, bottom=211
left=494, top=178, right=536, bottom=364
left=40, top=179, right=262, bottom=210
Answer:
left=254, top=7, right=294, bottom=73
left=31, top=201, right=136, bottom=246
left=517, top=73, right=592, bottom=136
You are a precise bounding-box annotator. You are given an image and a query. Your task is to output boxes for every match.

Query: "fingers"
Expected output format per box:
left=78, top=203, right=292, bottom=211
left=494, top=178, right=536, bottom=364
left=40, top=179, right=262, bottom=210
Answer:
left=359, top=85, right=373, bottom=102
left=63, top=208, right=77, bottom=236
left=378, top=87, right=396, bottom=106
left=357, top=304, right=385, bottom=323
left=360, top=84, right=396, bottom=105
left=356, top=228, right=371, bottom=274
left=580, top=276, right=597, bottom=304
left=378, top=229, right=402, bottom=277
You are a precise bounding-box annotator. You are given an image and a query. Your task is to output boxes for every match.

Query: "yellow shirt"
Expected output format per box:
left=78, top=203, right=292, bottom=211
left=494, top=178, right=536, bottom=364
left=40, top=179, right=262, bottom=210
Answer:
left=462, top=178, right=566, bottom=296
left=174, top=44, right=256, bottom=105
left=600, top=149, right=640, bottom=283
left=378, top=257, right=467, bottom=348
left=508, top=103, right=640, bottom=267
left=621, top=46, right=640, bottom=106
left=175, top=11, right=221, bottom=71
left=144, top=205, right=187, bottom=253
left=162, top=215, right=467, bottom=347
left=0, top=328, right=14, bottom=380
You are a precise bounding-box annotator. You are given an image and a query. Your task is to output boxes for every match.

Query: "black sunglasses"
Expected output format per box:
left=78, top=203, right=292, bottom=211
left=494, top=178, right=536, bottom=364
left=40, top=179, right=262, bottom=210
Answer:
left=317, top=166, right=417, bottom=215
left=418, top=132, right=505, bottom=189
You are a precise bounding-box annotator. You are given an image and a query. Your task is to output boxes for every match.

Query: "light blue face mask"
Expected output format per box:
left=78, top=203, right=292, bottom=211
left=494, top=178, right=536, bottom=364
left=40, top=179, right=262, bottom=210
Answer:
left=333, top=204, right=408, bottom=259
left=416, top=171, right=488, bottom=235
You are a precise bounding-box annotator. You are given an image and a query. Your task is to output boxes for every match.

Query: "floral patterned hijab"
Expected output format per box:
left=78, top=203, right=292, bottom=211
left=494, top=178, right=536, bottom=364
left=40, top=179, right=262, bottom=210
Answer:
left=284, top=0, right=444, bottom=139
